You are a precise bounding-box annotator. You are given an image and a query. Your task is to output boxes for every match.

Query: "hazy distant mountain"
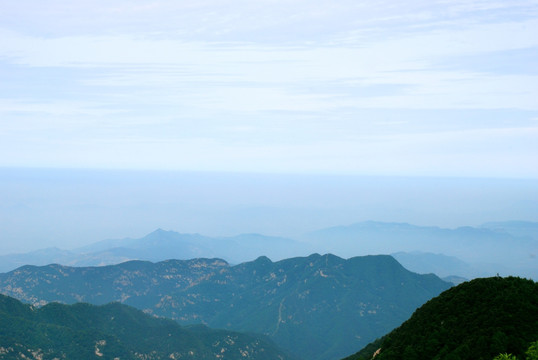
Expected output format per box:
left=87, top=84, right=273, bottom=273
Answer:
left=0, top=229, right=311, bottom=272
left=391, top=251, right=478, bottom=279
left=0, top=247, right=77, bottom=273
left=76, top=229, right=216, bottom=256
left=441, top=275, right=468, bottom=285
left=0, top=293, right=294, bottom=360
left=344, top=276, right=538, bottom=360
left=0, top=254, right=450, bottom=360
left=306, top=221, right=538, bottom=279
left=480, top=220, right=538, bottom=241
left=76, top=229, right=311, bottom=264
left=1, top=221, right=535, bottom=279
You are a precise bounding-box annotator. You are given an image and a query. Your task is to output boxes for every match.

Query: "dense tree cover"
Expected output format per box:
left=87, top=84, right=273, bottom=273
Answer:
left=493, top=354, right=518, bottom=360
left=527, top=341, right=538, bottom=360
left=492, top=340, right=538, bottom=360
left=0, top=294, right=294, bottom=360
left=344, top=277, right=538, bottom=360
left=0, top=254, right=450, bottom=360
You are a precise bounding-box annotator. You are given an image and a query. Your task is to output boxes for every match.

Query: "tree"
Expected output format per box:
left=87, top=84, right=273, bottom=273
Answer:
left=526, top=341, right=538, bottom=360
left=493, top=354, right=517, bottom=360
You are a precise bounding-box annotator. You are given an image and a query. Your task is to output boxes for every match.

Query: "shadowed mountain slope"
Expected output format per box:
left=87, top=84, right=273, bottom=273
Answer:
left=0, top=293, right=294, bottom=360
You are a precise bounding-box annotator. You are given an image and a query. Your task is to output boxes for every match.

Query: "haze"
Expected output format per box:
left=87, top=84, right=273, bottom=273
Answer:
left=0, top=1, right=537, bottom=254
left=0, top=168, right=535, bottom=254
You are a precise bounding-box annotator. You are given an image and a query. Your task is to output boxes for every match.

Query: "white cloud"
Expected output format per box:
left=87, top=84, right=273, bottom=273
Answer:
left=0, top=1, right=537, bottom=176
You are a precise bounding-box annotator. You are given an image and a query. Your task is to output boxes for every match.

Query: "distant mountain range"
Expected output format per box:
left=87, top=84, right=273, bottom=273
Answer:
left=306, top=221, right=536, bottom=261
left=344, top=276, right=538, bottom=360
left=306, top=221, right=538, bottom=279
left=0, top=229, right=310, bottom=272
left=0, top=254, right=450, bottom=360
left=390, top=252, right=481, bottom=280
left=0, top=293, right=294, bottom=360
left=1, top=220, right=536, bottom=279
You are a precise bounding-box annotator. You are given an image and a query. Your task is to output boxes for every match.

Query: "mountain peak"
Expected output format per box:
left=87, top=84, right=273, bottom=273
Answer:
left=253, top=255, right=272, bottom=264
left=147, top=228, right=175, bottom=236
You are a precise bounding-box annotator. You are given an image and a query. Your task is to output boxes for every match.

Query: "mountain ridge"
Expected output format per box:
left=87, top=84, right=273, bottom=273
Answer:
left=0, top=293, right=295, bottom=360
left=1, top=220, right=535, bottom=279
left=0, top=253, right=451, bottom=360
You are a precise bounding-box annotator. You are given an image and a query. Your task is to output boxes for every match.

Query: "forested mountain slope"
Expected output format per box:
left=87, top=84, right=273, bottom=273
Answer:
left=0, top=293, right=294, bottom=360
left=344, top=276, right=538, bottom=360
left=0, top=254, right=450, bottom=360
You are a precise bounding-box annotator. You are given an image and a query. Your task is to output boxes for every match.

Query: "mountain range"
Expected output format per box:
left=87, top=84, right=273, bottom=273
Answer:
left=307, top=221, right=537, bottom=261
left=0, top=229, right=309, bottom=272
left=1, top=221, right=536, bottom=280
left=0, top=293, right=294, bottom=360
left=0, top=254, right=450, bottom=360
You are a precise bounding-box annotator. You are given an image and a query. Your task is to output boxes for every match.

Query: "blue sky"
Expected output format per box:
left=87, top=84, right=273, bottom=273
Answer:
left=1, top=0, right=537, bottom=177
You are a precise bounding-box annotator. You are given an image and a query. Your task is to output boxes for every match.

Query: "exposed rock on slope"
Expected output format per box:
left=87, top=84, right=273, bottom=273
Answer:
left=0, top=254, right=451, bottom=360
left=0, top=293, right=294, bottom=360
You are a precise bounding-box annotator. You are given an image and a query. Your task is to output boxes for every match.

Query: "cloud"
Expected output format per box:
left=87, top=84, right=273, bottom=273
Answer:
left=0, top=1, right=537, bottom=176
left=1, top=16, right=536, bottom=114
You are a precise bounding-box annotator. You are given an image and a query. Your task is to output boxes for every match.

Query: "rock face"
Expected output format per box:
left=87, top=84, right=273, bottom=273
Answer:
left=0, top=293, right=294, bottom=360
left=0, top=254, right=451, bottom=360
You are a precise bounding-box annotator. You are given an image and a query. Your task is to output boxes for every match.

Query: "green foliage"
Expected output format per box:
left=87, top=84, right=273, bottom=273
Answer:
left=490, top=341, right=538, bottom=360
left=0, top=254, right=450, bottom=360
left=526, top=341, right=538, bottom=360
left=344, top=277, right=538, bottom=360
left=0, top=294, right=294, bottom=360
left=493, top=354, right=518, bottom=360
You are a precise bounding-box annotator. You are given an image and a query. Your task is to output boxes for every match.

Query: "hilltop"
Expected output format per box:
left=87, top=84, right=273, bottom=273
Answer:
left=344, top=276, right=538, bottom=360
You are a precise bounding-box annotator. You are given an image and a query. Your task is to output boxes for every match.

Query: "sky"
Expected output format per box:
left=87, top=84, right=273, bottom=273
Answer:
left=1, top=169, right=537, bottom=253
left=0, top=1, right=537, bottom=253
left=0, top=0, right=537, bottom=177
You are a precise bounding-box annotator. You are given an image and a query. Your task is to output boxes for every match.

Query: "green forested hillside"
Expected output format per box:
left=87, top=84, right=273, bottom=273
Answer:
left=344, top=276, right=538, bottom=360
left=0, top=294, right=294, bottom=360
left=0, top=254, right=450, bottom=360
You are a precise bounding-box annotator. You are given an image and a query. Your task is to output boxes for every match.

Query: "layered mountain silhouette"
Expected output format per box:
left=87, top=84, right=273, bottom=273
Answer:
left=0, top=293, right=294, bottom=360
left=0, top=254, right=450, bottom=360
left=344, top=276, right=538, bottom=360
left=1, top=221, right=536, bottom=279
left=306, top=221, right=537, bottom=279
left=0, top=229, right=309, bottom=272
left=390, top=251, right=475, bottom=279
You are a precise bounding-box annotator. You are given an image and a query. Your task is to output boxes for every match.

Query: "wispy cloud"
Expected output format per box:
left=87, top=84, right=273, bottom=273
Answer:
left=0, top=0, right=537, bottom=177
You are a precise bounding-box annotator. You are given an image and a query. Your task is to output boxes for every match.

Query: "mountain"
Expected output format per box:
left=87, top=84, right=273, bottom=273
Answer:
left=76, top=229, right=311, bottom=264
left=1, top=221, right=536, bottom=279
left=441, top=275, right=468, bottom=285
left=0, top=254, right=450, bottom=360
left=480, top=221, right=538, bottom=241
left=391, top=251, right=477, bottom=278
left=0, top=229, right=310, bottom=273
left=306, top=221, right=538, bottom=279
left=0, top=293, right=294, bottom=360
left=343, top=276, right=538, bottom=360
left=0, top=247, right=78, bottom=273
